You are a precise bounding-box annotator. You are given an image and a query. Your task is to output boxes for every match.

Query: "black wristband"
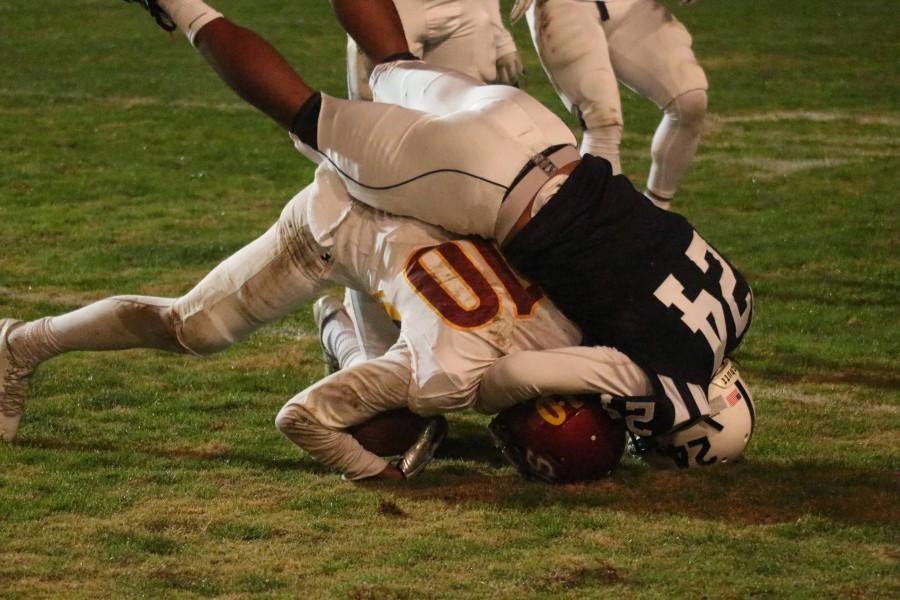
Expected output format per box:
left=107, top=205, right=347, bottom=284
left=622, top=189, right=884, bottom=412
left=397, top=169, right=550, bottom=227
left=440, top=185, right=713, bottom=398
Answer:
left=289, top=91, right=323, bottom=150
left=382, top=51, right=419, bottom=63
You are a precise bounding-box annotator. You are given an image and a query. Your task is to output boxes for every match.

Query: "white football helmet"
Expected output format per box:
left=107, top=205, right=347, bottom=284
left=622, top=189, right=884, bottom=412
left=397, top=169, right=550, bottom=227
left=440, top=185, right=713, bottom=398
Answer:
left=635, top=359, right=756, bottom=469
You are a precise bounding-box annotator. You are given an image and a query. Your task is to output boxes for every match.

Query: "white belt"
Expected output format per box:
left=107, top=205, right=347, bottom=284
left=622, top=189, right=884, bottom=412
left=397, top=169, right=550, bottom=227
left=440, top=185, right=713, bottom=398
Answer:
left=494, top=145, right=581, bottom=244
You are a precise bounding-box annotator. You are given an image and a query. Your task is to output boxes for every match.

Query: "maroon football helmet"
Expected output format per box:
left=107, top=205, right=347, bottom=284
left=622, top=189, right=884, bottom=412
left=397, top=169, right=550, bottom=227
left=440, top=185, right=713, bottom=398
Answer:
left=489, top=395, right=626, bottom=483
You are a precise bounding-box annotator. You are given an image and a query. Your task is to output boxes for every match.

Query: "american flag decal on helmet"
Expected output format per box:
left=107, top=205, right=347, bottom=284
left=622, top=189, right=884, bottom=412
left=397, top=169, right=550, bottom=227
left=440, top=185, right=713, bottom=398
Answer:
left=726, top=388, right=742, bottom=407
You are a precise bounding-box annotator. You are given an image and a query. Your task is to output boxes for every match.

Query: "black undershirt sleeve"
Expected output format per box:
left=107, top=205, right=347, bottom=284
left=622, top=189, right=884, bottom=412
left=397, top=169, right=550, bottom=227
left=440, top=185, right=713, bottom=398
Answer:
left=288, top=52, right=417, bottom=150
left=289, top=91, right=323, bottom=150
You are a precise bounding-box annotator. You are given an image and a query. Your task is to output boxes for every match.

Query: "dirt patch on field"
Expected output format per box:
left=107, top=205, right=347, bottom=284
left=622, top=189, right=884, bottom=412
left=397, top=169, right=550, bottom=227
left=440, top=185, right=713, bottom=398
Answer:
left=537, top=563, right=626, bottom=590
left=348, top=584, right=419, bottom=600
left=163, top=442, right=230, bottom=460
left=377, top=499, right=407, bottom=518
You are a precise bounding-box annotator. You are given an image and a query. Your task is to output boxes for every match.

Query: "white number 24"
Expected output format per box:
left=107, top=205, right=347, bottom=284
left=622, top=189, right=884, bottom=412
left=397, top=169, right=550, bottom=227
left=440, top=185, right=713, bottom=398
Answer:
left=653, top=232, right=752, bottom=372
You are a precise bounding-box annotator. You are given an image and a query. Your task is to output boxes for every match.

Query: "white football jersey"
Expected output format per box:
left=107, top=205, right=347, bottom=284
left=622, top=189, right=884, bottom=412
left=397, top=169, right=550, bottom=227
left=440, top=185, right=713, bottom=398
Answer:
left=310, top=167, right=582, bottom=415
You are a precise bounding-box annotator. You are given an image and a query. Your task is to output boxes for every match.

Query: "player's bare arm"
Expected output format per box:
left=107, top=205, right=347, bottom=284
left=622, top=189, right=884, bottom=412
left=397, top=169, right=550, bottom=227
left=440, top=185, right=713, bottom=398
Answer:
left=193, top=18, right=314, bottom=130
left=126, top=0, right=413, bottom=132
left=329, top=0, right=411, bottom=64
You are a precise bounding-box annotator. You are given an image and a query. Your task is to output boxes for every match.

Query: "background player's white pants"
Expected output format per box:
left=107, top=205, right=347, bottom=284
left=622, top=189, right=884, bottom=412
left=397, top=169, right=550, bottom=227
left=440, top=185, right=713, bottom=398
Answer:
left=296, top=62, right=576, bottom=239
left=347, top=0, right=499, bottom=100
left=526, top=0, right=707, bottom=198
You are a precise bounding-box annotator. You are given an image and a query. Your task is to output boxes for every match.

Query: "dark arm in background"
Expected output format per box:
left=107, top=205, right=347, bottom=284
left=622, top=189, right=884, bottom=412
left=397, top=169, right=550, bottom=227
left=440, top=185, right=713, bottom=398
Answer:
left=187, top=0, right=411, bottom=131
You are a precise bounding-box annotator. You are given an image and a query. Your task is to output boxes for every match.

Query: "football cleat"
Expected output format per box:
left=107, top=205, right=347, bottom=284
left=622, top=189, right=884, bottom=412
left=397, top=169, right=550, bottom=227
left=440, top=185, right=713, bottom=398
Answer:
left=123, top=0, right=176, bottom=32
left=0, top=319, right=31, bottom=442
left=394, top=415, right=448, bottom=479
left=312, top=295, right=346, bottom=376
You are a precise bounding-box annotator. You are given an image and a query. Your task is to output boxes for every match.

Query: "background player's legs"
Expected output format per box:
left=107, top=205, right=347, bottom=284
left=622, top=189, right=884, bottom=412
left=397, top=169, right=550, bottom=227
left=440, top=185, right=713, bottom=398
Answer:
left=526, top=0, right=624, bottom=172
left=604, top=0, right=708, bottom=203
left=419, top=0, right=498, bottom=83
left=646, top=89, right=707, bottom=204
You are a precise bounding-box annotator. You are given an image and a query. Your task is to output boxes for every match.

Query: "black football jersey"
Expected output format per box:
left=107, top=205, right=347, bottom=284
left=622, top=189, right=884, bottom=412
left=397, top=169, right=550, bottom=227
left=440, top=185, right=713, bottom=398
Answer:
left=503, top=155, right=753, bottom=424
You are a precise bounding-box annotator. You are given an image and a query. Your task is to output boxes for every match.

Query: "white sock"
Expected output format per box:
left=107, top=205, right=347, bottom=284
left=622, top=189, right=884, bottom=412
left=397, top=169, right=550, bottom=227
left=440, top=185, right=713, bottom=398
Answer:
left=320, top=310, right=363, bottom=369
left=7, top=318, right=63, bottom=371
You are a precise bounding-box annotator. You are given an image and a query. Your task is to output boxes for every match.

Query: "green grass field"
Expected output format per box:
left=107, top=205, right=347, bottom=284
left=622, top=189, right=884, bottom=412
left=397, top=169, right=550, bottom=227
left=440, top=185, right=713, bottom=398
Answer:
left=1, top=1, right=898, bottom=597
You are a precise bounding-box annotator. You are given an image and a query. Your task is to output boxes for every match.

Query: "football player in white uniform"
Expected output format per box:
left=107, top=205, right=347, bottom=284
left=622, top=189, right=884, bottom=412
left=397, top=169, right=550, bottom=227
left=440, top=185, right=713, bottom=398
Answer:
left=511, top=0, right=708, bottom=208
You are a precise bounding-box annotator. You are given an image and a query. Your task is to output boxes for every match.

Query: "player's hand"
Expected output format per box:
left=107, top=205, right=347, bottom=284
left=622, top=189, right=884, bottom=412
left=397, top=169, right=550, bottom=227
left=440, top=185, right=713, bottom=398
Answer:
left=374, top=463, right=406, bottom=480
left=509, top=0, right=534, bottom=23
left=123, top=0, right=176, bottom=31
left=496, top=51, right=524, bottom=86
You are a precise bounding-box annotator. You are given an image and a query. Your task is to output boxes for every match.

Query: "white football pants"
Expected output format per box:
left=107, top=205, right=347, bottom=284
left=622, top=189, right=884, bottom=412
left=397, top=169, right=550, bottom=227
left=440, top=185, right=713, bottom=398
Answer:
left=294, top=61, right=576, bottom=239
left=526, top=0, right=708, bottom=198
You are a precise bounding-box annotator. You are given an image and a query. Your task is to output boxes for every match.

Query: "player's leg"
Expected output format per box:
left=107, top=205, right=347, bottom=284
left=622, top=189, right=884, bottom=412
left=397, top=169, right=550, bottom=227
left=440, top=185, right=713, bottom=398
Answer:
left=645, top=89, right=707, bottom=207
left=343, top=289, right=400, bottom=361
left=313, top=294, right=366, bottom=374
left=525, top=0, right=624, bottom=172
left=603, top=0, right=708, bottom=204
left=0, top=188, right=333, bottom=441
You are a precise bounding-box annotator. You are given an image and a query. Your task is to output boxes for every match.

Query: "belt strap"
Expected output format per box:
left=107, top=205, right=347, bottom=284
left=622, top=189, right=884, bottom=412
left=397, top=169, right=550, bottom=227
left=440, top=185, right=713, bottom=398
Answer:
left=495, top=145, right=581, bottom=243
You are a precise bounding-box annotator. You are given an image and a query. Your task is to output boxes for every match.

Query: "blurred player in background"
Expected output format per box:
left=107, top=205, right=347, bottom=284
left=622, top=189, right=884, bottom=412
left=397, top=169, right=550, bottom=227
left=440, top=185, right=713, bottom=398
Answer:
left=511, top=0, right=708, bottom=209
left=347, top=0, right=523, bottom=101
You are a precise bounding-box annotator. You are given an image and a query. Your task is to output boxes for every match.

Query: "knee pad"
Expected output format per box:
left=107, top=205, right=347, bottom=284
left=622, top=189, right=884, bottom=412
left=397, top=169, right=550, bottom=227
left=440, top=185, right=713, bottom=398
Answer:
left=666, top=88, right=707, bottom=126
left=274, top=403, right=306, bottom=436
left=172, top=304, right=239, bottom=357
